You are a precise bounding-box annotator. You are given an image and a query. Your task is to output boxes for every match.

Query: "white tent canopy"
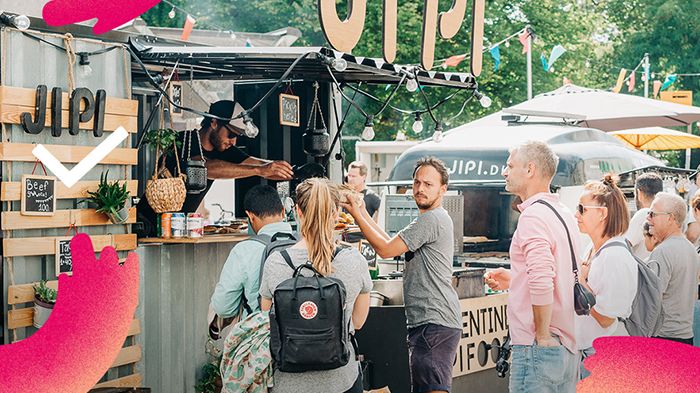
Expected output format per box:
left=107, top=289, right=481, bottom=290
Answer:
left=503, top=84, right=700, bottom=131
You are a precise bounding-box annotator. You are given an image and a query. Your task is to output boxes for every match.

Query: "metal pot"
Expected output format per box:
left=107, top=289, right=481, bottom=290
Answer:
left=369, top=291, right=387, bottom=307
left=372, top=279, right=404, bottom=305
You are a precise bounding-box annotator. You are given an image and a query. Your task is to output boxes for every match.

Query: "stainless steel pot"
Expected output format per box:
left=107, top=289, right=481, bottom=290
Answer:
left=371, top=279, right=404, bottom=305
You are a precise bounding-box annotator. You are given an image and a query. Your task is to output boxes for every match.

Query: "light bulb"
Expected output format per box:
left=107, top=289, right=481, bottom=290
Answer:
left=11, top=14, right=30, bottom=30
left=229, top=31, right=237, bottom=40
left=504, top=40, right=510, bottom=48
left=362, top=125, right=375, bottom=141
left=332, top=58, right=347, bottom=72
left=412, top=114, right=423, bottom=133
left=474, top=90, right=492, bottom=108
left=432, top=123, right=443, bottom=142
left=168, top=8, right=176, bottom=19
left=243, top=114, right=259, bottom=138
left=406, top=78, right=419, bottom=92
left=79, top=64, right=93, bottom=78
left=395, top=131, right=407, bottom=141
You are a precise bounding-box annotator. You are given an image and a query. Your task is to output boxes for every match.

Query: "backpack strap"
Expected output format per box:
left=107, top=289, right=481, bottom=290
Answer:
left=280, top=249, right=297, bottom=271
left=248, top=233, right=272, bottom=246
left=592, top=241, right=630, bottom=259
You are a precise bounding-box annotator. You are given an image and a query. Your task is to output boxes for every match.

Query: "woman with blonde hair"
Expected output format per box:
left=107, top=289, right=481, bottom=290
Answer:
left=575, top=174, right=638, bottom=378
left=259, top=177, right=372, bottom=393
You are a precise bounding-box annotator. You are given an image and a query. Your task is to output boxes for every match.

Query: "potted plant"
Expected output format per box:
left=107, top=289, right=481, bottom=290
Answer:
left=195, top=362, right=222, bottom=393
left=86, top=170, right=131, bottom=224
left=33, top=280, right=57, bottom=328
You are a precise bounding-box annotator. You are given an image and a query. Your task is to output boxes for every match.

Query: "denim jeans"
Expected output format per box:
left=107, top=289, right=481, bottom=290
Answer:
left=579, top=347, right=596, bottom=380
left=509, top=339, right=578, bottom=393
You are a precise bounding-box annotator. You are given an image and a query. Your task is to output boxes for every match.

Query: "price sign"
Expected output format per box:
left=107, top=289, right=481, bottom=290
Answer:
left=55, top=237, right=73, bottom=276
left=21, top=175, right=56, bottom=216
left=279, top=93, right=300, bottom=127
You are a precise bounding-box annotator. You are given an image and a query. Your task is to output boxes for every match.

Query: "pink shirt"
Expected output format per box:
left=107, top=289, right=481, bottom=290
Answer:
left=508, top=192, right=578, bottom=353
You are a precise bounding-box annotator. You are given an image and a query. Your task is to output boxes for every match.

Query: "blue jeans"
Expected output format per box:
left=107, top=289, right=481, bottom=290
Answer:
left=509, top=339, right=578, bottom=393
left=579, top=347, right=595, bottom=379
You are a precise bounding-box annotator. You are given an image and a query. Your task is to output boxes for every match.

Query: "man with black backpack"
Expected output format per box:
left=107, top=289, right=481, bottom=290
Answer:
left=210, top=185, right=296, bottom=330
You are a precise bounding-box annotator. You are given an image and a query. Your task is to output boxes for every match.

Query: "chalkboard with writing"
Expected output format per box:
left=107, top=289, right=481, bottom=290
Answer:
left=359, top=240, right=377, bottom=267
left=279, top=93, right=300, bottom=127
left=55, top=237, right=73, bottom=276
left=21, top=175, right=56, bottom=216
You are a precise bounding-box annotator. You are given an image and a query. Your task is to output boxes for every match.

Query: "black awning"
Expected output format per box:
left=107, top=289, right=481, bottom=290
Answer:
left=129, top=35, right=476, bottom=90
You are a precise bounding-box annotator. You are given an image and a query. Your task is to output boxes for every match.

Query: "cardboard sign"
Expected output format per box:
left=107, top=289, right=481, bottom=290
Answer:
left=55, top=237, right=73, bottom=276
left=279, top=93, right=300, bottom=127
left=170, top=82, right=183, bottom=114
left=21, top=175, right=56, bottom=216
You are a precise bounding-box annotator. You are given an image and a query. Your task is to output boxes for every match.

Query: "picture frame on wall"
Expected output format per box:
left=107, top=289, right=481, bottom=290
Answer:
left=279, top=93, right=300, bottom=127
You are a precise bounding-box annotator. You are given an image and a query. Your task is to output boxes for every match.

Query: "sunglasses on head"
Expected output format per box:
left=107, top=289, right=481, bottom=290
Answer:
left=576, top=204, right=606, bottom=215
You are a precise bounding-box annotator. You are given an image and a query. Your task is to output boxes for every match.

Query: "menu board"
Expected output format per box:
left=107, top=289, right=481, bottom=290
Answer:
left=55, top=237, right=73, bottom=276
left=21, top=175, right=56, bottom=216
left=279, top=93, right=300, bottom=127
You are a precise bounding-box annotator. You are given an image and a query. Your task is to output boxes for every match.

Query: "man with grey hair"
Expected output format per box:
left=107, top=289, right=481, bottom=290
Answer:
left=647, top=192, right=700, bottom=344
left=485, top=141, right=578, bottom=392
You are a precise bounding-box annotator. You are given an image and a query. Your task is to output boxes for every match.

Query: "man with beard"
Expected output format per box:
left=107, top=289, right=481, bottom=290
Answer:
left=137, top=100, right=293, bottom=236
left=342, top=157, right=461, bottom=393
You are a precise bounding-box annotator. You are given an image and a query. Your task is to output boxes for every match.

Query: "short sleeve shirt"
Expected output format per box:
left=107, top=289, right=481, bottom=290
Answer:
left=398, top=207, right=461, bottom=329
left=362, top=188, right=381, bottom=218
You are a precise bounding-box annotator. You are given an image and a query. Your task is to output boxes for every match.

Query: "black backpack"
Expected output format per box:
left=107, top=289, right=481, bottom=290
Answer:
left=269, top=248, right=350, bottom=373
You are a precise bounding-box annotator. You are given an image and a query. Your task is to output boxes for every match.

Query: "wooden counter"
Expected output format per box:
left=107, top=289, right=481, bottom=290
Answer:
left=138, top=234, right=250, bottom=245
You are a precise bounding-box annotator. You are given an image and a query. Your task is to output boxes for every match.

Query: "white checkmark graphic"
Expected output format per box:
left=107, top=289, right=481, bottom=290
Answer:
left=32, top=127, right=130, bottom=188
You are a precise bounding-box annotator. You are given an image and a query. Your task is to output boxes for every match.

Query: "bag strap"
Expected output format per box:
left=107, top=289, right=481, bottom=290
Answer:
left=280, top=249, right=296, bottom=271
left=534, top=200, right=580, bottom=282
left=592, top=240, right=630, bottom=259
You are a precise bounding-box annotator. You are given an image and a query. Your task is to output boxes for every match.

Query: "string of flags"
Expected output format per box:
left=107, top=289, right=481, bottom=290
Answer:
left=440, top=26, right=568, bottom=75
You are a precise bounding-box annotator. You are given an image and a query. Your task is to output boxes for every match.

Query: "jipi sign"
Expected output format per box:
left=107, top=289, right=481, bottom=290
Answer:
left=318, top=0, right=485, bottom=75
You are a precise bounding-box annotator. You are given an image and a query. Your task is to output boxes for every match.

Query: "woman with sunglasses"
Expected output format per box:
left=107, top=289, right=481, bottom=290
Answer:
left=574, top=174, right=638, bottom=379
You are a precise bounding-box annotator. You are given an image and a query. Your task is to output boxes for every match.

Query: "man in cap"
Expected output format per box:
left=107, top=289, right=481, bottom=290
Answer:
left=137, top=100, right=293, bottom=236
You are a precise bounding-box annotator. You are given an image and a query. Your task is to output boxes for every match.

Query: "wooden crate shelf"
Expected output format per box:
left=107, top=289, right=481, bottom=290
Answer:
left=1, top=208, right=136, bottom=230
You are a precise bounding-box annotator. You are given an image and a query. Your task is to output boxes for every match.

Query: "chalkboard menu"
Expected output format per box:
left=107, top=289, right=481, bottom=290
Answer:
left=55, top=237, right=73, bottom=276
left=21, top=175, right=56, bottom=216
left=359, top=240, right=377, bottom=268
left=279, top=93, right=300, bottom=127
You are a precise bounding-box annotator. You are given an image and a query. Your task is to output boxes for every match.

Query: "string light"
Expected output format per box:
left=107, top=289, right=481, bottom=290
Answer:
left=242, top=112, right=259, bottom=138
left=362, top=116, right=375, bottom=140
left=168, top=7, right=176, bottom=19
left=432, top=123, right=444, bottom=142
left=474, top=90, right=492, bottom=108
left=412, top=113, right=423, bottom=133
left=406, top=78, right=419, bottom=92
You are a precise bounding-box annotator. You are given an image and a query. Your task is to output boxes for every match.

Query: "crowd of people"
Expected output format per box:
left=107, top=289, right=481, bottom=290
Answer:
left=486, top=141, right=700, bottom=392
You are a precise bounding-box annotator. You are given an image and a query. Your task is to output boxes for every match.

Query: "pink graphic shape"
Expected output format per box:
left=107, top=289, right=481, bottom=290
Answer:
left=578, top=336, right=700, bottom=392
left=43, top=0, right=161, bottom=34
left=0, top=233, right=140, bottom=393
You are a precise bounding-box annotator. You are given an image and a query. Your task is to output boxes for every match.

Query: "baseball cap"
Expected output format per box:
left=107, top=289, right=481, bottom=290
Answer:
left=203, top=100, right=251, bottom=131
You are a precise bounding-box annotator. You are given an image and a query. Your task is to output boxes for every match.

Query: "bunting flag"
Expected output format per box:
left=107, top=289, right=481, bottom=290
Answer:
left=519, top=30, right=531, bottom=54
left=563, top=77, right=572, bottom=85
left=444, top=54, right=467, bottom=67
left=489, top=46, right=501, bottom=71
left=612, top=69, right=627, bottom=93
left=180, top=15, right=196, bottom=41
left=548, top=45, right=567, bottom=71
left=245, top=39, right=254, bottom=47
left=661, top=74, right=677, bottom=91
left=627, top=72, right=636, bottom=92
left=540, top=53, right=549, bottom=71
left=653, top=80, right=662, bottom=98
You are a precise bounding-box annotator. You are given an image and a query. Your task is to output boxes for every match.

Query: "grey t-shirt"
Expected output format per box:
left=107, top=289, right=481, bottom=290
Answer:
left=398, top=206, right=462, bottom=329
left=259, top=247, right=373, bottom=393
left=649, top=235, right=700, bottom=339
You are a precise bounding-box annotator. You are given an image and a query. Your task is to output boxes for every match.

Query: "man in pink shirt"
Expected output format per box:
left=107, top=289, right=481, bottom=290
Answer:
left=485, top=141, right=578, bottom=392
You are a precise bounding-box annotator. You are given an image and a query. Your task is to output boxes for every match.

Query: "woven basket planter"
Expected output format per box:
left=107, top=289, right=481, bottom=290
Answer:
left=146, top=175, right=186, bottom=213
